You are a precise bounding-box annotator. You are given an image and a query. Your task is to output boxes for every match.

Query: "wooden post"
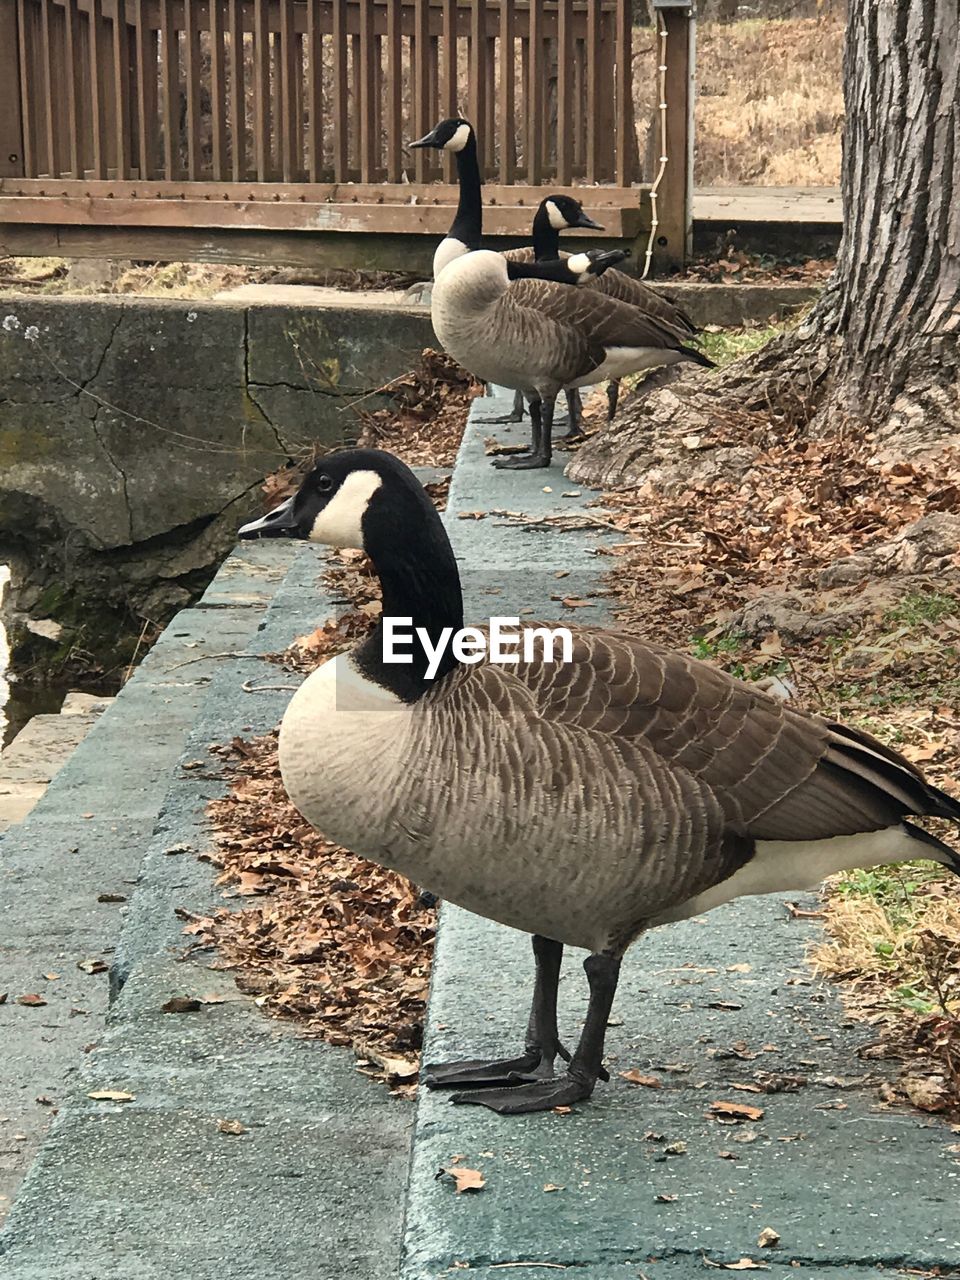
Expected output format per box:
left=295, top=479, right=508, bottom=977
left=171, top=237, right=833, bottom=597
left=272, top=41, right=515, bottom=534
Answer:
left=650, top=0, right=693, bottom=271
left=1, top=0, right=26, bottom=176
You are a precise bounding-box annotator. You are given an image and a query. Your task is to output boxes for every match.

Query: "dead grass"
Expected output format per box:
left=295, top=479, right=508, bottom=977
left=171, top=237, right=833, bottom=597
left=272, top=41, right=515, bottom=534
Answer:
left=633, top=16, right=844, bottom=187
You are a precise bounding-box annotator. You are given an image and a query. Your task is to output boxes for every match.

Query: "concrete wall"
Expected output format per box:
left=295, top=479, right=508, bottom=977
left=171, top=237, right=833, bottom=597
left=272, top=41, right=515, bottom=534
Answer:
left=0, top=294, right=434, bottom=657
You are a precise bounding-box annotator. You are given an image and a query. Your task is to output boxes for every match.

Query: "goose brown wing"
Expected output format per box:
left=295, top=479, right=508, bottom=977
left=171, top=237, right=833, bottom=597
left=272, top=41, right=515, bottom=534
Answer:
left=497, top=630, right=957, bottom=842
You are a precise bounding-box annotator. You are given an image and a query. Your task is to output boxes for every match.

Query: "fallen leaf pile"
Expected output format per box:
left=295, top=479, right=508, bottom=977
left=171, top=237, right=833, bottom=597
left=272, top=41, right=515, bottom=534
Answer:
left=681, top=247, right=835, bottom=287
left=355, top=347, right=481, bottom=468
left=597, top=409, right=960, bottom=1112
left=197, top=727, right=435, bottom=1091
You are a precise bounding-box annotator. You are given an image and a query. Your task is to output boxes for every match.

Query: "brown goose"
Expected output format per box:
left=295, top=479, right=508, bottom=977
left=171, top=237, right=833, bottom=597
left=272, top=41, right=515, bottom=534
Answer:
left=239, top=449, right=960, bottom=1116
left=504, top=194, right=699, bottom=434
left=432, top=249, right=714, bottom=469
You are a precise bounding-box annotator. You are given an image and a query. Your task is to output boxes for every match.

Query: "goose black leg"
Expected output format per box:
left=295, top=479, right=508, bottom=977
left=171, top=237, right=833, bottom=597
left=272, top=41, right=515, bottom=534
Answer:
left=485, top=388, right=529, bottom=425
left=422, top=935, right=571, bottom=1089
left=492, top=395, right=554, bottom=469
left=449, top=950, right=622, bottom=1114
left=606, top=378, right=621, bottom=421
left=557, top=389, right=585, bottom=443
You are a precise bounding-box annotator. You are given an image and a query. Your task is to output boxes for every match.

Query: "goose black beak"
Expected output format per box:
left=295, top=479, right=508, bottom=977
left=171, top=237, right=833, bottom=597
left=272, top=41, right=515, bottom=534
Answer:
left=409, top=129, right=440, bottom=149
left=238, top=495, right=299, bottom=540
left=574, top=212, right=604, bottom=231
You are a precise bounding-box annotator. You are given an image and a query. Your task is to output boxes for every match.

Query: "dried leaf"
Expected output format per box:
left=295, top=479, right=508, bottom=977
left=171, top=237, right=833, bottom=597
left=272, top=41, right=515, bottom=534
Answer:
left=620, top=1070, right=662, bottom=1088
left=77, top=958, right=108, bottom=975
left=757, top=1228, right=780, bottom=1249
left=438, top=1166, right=486, bottom=1193
left=218, top=1119, right=249, bottom=1135
left=708, top=1101, right=765, bottom=1122
left=543, top=1183, right=563, bottom=1193
left=87, top=1090, right=135, bottom=1102
left=655, top=1192, right=678, bottom=1203
left=16, top=994, right=47, bottom=1007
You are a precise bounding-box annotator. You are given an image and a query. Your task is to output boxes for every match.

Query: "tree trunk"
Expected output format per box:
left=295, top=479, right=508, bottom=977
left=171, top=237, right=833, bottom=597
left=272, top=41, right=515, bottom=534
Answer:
left=570, top=0, right=960, bottom=490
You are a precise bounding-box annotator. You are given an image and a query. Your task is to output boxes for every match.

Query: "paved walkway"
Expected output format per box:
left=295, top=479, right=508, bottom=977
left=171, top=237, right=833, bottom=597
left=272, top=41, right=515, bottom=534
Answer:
left=1, top=389, right=957, bottom=1278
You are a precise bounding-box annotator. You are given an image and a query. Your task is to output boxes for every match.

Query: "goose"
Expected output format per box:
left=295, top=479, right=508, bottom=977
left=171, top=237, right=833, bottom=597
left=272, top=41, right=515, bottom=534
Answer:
left=504, top=194, right=700, bottom=435
left=410, top=117, right=482, bottom=282
left=432, top=249, right=714, bottom=470
left=239, top=448, right=960, bottom=1115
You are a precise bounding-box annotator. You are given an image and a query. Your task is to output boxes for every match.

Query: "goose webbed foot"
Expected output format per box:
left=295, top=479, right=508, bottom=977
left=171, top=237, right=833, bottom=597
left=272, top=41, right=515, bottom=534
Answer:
left=450, top=1070, right=596, bottom=1114
left=422, top=1043, right=570, bottom=1089
left=491, top=450, right=552, bottom=470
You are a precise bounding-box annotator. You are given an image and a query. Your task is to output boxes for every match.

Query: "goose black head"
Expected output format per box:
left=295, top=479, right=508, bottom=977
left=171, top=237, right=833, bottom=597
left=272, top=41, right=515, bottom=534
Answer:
left=540, top=195, right=604, bottom=233
left=410, top=117, right=474, bottom=153
left=238, top=448, right=444, bottom=557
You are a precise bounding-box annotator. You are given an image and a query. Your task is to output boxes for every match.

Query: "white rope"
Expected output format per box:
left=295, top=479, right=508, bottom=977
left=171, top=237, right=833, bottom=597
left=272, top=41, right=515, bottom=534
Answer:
left=641, top=18, right=669, bottom=282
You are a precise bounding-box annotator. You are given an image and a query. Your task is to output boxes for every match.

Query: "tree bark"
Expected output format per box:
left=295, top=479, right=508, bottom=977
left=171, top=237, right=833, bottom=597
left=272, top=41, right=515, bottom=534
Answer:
left=570, top=0, right=960, bottom=490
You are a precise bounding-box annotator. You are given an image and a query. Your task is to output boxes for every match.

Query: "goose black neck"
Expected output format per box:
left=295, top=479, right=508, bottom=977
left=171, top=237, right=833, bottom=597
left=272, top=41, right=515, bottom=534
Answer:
left=449, top=133, right=483, bottom=247
left=531, top=204, right=562, bottom=262
left=354, top=493, right=464, bottom=701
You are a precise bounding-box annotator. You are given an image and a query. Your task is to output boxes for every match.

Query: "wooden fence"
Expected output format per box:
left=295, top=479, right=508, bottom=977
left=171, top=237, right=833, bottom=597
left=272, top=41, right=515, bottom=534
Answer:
left=0, top=0, right=696, bottom=268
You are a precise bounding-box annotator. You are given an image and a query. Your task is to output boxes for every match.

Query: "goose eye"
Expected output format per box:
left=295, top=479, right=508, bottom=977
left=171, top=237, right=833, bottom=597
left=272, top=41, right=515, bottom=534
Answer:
left=317, top=473, right=333, bottom=493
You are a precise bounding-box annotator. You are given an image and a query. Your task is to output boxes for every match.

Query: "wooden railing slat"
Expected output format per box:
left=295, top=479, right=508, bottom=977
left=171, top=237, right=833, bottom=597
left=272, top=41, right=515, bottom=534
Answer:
left=16, top=0, right=36, bottom=176
left=385, top=0, right=401, bottom=181
left=585, top=0, right=600, bottom=183
left=134, top=0, right=157, bottom=178
left=87, top=0, right=106, bottom=176
left=183, top=0, right=201, bottom=178
left=112, top=0, right=130, bottom=177
left=252, top=0, right=270, bottom=179
left=63, top=0, right=83, bottom=177
left=331, top=0, right=347, bottom=180
left=440, top=0, right=456, bottom=183
left=467, top=0, right=485, bottom=174
left=497, top=0, right=513, bottom=183
left=306, top=0, right=323, bottom=180
left=526, top=0, right=542, bottom=183
left=158, top=0, right=177, bottom=178
left=412, top=0, right=429, bottom=182
left=40, top=0, right=60, bottom=175
left=556, top=0, right=571, bottom=185
left=614, top=0, right=630, bottom=185
left=358, top=0, right=376, bottom=182
left=209, top=0, right=227, bottom=177
left=279, top=0, right=296, bottom=180
left=227, top=0, right=245, bottom=180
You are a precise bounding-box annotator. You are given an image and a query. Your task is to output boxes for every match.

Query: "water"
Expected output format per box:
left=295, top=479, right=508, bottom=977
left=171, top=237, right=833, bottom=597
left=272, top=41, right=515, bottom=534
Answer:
left=0, top=567, right=117, bottom=748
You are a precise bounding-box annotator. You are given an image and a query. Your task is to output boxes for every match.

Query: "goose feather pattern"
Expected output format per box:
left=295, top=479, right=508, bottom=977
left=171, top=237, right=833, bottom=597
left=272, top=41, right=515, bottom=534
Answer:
left=278, top=627, right=959, bottom=957
left=432, top=251, right=709, bottom=399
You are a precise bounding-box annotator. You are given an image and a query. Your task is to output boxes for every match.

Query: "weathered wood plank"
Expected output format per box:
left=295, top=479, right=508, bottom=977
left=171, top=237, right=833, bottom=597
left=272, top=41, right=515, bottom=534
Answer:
left=0, top=192, right=641, bottom=237
left=656, top=5, right=692, bottom=267
left=40, top=0, right=60, bottom=175
left=614, top=0, right=630, bottom=185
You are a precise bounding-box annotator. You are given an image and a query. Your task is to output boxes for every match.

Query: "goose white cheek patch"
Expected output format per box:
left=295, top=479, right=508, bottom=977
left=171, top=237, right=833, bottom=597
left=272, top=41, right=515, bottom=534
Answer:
left=309, top=470, right=383, bottom=548
left=446, top=123, right=472, bottom=152
left=546, top=200, right=567, bottom=230
left=566, top=252, right=591, bottom=276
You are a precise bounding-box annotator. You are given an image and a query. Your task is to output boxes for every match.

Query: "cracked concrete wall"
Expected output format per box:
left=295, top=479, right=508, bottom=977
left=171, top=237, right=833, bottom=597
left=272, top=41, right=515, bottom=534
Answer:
left=0, top=295, right=435, bottom=653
